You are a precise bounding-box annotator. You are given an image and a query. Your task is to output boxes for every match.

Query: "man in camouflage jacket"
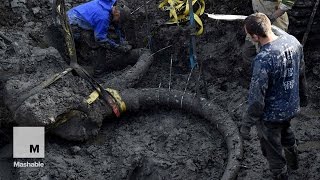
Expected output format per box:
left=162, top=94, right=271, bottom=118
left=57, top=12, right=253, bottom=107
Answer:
left=252, top=0, right=296, bottom=31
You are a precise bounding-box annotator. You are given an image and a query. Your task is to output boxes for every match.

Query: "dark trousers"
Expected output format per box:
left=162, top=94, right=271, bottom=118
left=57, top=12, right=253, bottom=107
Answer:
left=256, top=120, right=297, bottom=177
left=69, top=25, right=143, bottom=75
left=70, top=25, right=106, bottom=74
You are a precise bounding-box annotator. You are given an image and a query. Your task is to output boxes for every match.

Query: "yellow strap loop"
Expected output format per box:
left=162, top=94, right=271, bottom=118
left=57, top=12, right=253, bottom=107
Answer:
left=86, top=88, right=126, bottom=113
left=194, top=13, right=203, bottom=35
left=183, top=0, right=197, bottom=16
left=195, top=0, right=205, bottom=16
left=158, top=0, right=169, bottom=10
left=159, top=0, right=205, bottom=35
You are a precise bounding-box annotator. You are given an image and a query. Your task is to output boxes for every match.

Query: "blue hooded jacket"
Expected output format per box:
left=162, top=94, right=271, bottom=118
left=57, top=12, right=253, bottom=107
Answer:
left=67, top=0, right=122, bottom=47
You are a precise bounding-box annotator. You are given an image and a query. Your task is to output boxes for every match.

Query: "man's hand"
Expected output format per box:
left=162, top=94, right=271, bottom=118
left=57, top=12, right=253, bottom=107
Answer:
left=240, top=125, right=251, bottom=140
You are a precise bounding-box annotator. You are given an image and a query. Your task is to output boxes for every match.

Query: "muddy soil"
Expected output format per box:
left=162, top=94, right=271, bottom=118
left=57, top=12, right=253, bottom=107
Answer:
left=1, top=0, right=320, bottom=180
left=12, top=110, right=227, bottom=179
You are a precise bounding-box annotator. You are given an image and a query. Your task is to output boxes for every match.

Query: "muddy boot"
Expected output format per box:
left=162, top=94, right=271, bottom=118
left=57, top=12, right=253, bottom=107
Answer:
left=284, top=144, right=299, bottom=170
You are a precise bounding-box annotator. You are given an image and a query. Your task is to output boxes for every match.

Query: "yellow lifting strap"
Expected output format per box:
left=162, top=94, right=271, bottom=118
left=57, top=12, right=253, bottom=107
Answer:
left=86, top=88, right=126, bottom=114
left=159, top=0, right=205, bottom=35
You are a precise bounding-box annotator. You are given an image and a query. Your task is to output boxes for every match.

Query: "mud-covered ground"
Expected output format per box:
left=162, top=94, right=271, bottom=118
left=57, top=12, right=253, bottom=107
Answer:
left=1, top=0, right=320, bottom=179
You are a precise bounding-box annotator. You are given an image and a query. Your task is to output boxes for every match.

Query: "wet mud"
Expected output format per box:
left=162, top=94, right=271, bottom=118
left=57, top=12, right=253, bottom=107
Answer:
left=16, top=109, right=227, bottom=179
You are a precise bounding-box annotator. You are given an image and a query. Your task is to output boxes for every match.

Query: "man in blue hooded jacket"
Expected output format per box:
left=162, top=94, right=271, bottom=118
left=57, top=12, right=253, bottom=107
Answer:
left=67, top=0, right=132, bottom=77
left=67, top=0, right=130, bottom=49
left=240, top=13, right=308, bottom=180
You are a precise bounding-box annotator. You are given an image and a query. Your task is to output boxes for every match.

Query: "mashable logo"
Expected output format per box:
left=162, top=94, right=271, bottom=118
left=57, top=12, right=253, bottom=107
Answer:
left=13, top=127, right=45, bottom=158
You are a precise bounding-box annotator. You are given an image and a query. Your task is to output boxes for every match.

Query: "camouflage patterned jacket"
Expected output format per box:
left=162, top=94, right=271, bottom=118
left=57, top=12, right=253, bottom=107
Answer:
left=279, top=0, right=296, bottom=10
left=247, top=27, right=307, bottom=123
left=252, top=0, right=297, bottom=31
left=253, top=0, right=296, bottom=11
